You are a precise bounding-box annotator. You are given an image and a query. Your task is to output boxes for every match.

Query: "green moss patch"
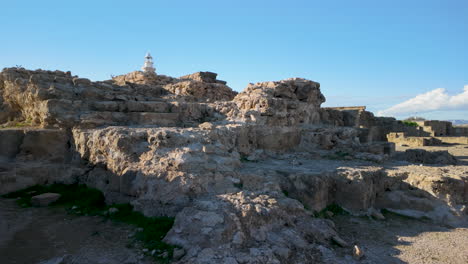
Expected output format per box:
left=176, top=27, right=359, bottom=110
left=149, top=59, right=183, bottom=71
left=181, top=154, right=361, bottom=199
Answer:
left=3, top=184, right=176, bottom=262
left=0, top=119, right=34, bottom=129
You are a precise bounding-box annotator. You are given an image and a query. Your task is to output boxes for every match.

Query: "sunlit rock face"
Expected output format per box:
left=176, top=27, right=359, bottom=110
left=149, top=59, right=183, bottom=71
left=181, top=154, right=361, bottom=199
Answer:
left=229, top=78, right=324, bottom=126
left=0, top=67, right=238, bottom=128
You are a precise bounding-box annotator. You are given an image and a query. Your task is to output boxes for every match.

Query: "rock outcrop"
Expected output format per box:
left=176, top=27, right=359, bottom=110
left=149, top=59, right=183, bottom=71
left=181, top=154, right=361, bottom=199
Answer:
left=0, top=128, right=84, bottom=195
left=1, top=66, right=467, bottom=264
left=0, top=68, right=239, bottom=128
left=397, top=149, right=458, bottom=165
left=229, top=78, right=324, bottom=126
left=113, top=70, right=237, bottom=102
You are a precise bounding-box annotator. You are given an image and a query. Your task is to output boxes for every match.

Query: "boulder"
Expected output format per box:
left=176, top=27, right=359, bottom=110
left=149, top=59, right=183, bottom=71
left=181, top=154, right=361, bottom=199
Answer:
left=353, top=245, right=364, bottom=260
left=31, top=193, right=61, bottom=207
left=180, top=72, right=225, bottom=84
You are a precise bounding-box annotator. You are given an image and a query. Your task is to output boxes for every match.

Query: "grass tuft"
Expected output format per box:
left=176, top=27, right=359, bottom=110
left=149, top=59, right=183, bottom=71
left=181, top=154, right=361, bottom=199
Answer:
left=0, top=119, right=34, bottom=129
left=3, top=184, right=105, bottom=213
left=324, top=151, right=350, bottom=160
left=314, top=203, right=348, bottom=218
left=402, top=121, right=419, bottom=127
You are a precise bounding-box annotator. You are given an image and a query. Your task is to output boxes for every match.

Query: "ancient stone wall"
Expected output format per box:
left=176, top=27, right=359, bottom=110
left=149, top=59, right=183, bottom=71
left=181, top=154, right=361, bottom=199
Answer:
left=434, top=136, right=468, bottom=144
left=453, top=126, right=468, bottom=136
left=0, top=68, right=235, bottom=128
left=324, top=106, right=366, bottom=111
left=320, top=107, right=427, bottom=143
left=386, top=132, right=442, bottom=147
left=417, top=120, right=453, bottom=136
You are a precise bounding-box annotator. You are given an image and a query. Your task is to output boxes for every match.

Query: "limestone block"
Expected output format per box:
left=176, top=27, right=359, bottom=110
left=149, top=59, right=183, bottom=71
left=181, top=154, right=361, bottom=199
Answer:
left=129, top=112, right=179, bottom=126
left=0, top=129, right=24, bottom=160
left=126, top=101, right=169, bottom=112
left=90, top=101, right=121, bottom=112
left=31, top=192, right=61, bottom=207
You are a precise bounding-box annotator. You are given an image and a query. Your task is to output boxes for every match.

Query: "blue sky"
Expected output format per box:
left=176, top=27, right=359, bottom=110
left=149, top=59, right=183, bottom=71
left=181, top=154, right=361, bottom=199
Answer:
left=1, top=0, right=467, bottom=120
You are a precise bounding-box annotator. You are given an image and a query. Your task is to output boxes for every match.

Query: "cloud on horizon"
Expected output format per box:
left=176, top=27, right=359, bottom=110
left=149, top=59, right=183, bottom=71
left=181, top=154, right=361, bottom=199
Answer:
left=377, top=85, right=468, bottom=117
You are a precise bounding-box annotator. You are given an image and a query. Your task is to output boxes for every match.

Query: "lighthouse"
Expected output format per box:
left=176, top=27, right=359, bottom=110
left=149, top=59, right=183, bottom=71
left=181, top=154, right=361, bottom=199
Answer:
left=141, top=52, right=156, bottom=74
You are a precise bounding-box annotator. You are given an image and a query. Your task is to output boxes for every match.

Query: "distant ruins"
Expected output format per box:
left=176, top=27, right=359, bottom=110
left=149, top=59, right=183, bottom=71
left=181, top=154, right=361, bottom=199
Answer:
left=387, top=120, right=468, bottom=147
left=0, top=55, right=467, bottom=263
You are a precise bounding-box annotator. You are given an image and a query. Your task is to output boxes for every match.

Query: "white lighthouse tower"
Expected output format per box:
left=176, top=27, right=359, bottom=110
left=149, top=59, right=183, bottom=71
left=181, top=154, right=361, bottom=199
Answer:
left=141, top=52, right=156, bottom=74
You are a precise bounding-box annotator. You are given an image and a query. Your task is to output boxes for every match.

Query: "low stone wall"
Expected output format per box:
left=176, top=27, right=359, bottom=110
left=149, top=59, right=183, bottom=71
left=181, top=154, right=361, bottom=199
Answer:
left=323, top=106, right=366, bottom=111
left=435, top=136, right=468, bottom=145
left=387, top=132, right=468, bottom=146
left=386, top=132, right=440, bottom=147
left=453, top=126, right=468, bottom=137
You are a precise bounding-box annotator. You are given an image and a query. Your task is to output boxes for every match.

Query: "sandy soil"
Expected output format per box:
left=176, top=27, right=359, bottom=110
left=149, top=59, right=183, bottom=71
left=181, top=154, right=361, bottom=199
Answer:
left=0, top=199, right=152, bottom=264
left=333, top=213, right=468, bottom=264
left=330, top=143, right=468, bottom=264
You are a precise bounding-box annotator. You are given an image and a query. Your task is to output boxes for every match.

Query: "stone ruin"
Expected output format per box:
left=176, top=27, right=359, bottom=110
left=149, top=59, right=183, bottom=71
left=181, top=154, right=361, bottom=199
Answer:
left=386, top=120, right=468, bottom=147
left=0, top=63, right=467, bottom=263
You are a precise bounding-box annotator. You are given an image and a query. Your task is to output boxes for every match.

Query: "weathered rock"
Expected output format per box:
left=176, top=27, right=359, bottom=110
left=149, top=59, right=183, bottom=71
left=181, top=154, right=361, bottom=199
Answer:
left=163, top=191, right=333, bottom=264
left=0, top=128, right=83, bottom=195
left=369, top=208, right=385, bottom=220
left=112, top=71, right=176, bottom=86
left=179, top=72, right=226, bottom=84
left=31, top=193, right=61, bottom=207
left=332, top=235, right=349, bottom=247
left=1, top=67, right=468, bottom=264
left=163, top=80, right=237, bottom=102
left=173, top=248, right=185, bottom=260
left=353, top=245, right=364, bottom=260
left=113, top=70, right=236, bottom=102
left=229, top=78, right=324, bottom=126
left=398, top=149, right=458, bottom=165
left=108, top=207, right=119, bottom=214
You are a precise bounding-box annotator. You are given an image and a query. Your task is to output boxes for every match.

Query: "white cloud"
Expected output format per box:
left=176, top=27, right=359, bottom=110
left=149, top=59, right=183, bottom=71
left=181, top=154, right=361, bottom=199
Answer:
left=377, top=85, right=468, bottom=117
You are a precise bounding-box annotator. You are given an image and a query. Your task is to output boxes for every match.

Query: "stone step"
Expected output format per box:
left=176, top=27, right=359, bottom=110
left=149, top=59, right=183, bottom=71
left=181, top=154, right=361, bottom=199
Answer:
left=128, top=112, right=180, bottom=126
left=89, top=100, right=217, bottom=116
left=79, top=111, right=181, bottom=127
left=89, top=100, right=171, bottom=113
left=127, top=101, right=170, bottom=112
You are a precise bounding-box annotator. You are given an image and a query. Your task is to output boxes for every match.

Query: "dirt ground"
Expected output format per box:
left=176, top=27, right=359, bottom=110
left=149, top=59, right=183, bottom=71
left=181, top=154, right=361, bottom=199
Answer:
left=2, top=199, right=466, bottom=264
left=333, top=213, right=468, bottom=264
left=330, top=143, right=468, bottom=264
left=396, top=143, right=468, bottom=164
left=0, top=199, right=153, bottom=264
